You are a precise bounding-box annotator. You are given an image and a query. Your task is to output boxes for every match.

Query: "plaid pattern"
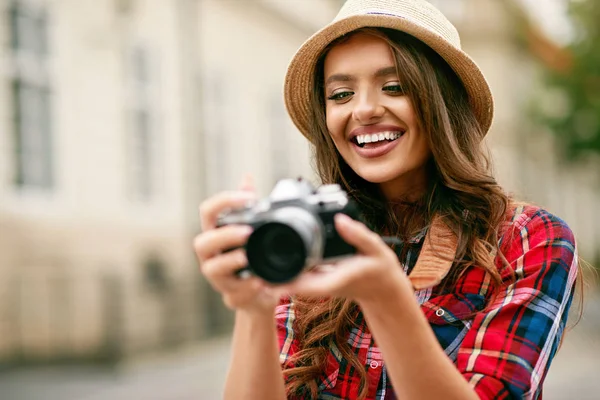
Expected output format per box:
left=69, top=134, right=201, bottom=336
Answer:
left=276, top=206, right=578, bottom=399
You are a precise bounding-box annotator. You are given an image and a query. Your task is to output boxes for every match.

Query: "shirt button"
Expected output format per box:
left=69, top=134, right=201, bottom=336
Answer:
left=435, top=308, right=445, bottom=317
left=369, top=360, right=379, bottom=369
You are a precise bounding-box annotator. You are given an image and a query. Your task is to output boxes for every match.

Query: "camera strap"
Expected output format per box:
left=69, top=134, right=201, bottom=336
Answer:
left=406, top=214, right=458, bottom=290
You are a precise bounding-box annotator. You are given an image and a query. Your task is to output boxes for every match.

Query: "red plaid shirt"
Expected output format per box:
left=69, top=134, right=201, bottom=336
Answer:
left=276, top=205, right=578, bottom=399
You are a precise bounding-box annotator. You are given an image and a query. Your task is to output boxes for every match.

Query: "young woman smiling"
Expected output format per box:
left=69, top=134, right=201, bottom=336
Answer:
left=194, top=1, right=580, bottom=399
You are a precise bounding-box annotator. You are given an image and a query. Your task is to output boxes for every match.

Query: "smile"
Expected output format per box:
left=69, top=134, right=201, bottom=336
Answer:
left=353, top=131, right=403, bottom=147
left=350, top=130, right=404, bottom=159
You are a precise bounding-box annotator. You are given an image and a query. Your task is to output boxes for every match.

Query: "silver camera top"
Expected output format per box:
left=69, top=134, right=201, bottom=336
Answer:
left=269, top=178, right=314, bottom=202
left=270, top=178, right=348, bottom=209
left=216, top=178, right=349, bottom=225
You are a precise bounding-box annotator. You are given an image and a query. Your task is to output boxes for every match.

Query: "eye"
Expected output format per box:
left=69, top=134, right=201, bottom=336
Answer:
left=327, top=91, right=354, bottom=102
left=383, top=84, right=404, bottom=95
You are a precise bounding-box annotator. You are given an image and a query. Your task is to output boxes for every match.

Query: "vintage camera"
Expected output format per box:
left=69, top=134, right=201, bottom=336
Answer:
left=216, top=177, right=362, bottom=283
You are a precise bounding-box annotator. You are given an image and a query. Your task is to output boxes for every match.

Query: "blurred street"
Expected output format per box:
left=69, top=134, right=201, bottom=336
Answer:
left=1, top=290, right=599, bottom=400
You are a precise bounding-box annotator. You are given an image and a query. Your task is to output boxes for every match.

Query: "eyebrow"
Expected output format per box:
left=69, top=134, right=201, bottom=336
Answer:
left=325, top=66, right=398, bottom=86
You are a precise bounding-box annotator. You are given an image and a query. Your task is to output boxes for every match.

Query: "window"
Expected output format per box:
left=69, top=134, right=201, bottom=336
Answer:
left=8, top=1, right=53, bottom=189
left=142, top=253, right=169, bottom=293
left=127, top=45, right=160, bottom=202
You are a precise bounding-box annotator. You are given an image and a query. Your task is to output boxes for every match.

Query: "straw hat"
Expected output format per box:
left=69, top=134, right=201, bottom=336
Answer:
left=284, top=0, right=494, bottom=142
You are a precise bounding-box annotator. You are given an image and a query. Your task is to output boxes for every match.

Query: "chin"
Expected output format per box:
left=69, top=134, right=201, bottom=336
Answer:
left=353, top=166, right=402, bottom=184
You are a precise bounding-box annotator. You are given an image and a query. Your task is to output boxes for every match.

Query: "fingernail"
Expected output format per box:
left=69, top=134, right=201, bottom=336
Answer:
left=238, top=269, right=252, bottom=280
left=239, top=226, right=253, bottom=237
left=334, top=213, right=352, bottom=224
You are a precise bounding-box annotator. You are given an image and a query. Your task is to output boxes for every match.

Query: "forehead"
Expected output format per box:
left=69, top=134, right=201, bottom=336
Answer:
left=323, top=33, right=395, bottom=74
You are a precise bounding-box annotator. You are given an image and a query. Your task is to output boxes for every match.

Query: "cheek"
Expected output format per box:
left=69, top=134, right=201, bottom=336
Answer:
left=325, top=105, right=345, bottom=139
left=325, top=106, right=333, bottom=133
left=396, top=98, right=417, bottom=125
left=325, top=105, right=335, bottom=134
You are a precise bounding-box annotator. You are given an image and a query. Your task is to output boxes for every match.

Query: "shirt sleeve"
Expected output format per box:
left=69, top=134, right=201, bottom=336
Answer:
left=275, top=296, right=300, bottom=368
left=456, top=208, right=579, bottom=400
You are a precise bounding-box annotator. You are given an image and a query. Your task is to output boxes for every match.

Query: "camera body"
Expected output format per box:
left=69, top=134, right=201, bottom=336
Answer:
left=216, top=178, right=361, bottom=283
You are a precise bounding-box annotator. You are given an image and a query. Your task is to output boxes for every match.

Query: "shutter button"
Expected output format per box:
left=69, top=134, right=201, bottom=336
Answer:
left=369, top=360, right=379, bottom=369
left=435, top=308, right=445, bottom=317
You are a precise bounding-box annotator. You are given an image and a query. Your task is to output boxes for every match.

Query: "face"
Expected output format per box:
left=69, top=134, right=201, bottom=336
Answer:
left=323, top=33, right=432, bottom=200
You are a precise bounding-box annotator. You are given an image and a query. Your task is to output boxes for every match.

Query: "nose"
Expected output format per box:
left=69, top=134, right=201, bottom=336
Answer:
left=352, top=90, right=384, bottom=124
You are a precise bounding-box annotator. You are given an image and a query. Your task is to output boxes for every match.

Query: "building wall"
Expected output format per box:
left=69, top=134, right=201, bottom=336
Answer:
left=438, top=0, right=600, bottom=260
left=197, top=0, right=319, bottom=197
left=0, top=0, right=339, bottom=363
left=0, top=0, right=197, bottom=362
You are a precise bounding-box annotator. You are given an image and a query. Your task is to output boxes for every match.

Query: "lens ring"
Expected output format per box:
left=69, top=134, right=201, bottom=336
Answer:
left=246, top=222, right=307, bottom=283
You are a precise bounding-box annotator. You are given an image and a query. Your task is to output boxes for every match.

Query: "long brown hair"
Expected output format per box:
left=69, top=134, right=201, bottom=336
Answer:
left=283, top=28, right=511, bottom=399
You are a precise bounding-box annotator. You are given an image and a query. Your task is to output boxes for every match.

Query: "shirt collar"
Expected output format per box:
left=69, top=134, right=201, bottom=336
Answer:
left=407, top=226, right=429, bottom=244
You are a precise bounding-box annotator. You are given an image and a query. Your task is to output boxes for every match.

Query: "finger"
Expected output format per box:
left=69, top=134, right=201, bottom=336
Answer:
left=193, top=225, right=253, bottom=261
left=223, top=292, right=254, bottom=310
left=199, top=191, right=257, bottom=231
left=212, top=275, right=263, bottom=297
left=239, top=173, right=255, bottom=192
left=334, top=213, right=386, bottom=256
left=221, top=278, right=270, bottom=309
left=278, top=270, right=348, bottom=297
left=312, top=263, right=337, bottom=273
left=279, top=257, right=370, bottom=296
left=201, top=248, right=248, bottom=278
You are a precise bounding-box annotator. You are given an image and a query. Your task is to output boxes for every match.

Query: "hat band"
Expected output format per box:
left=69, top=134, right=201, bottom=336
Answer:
left=360, top=9, right=408, bottom=19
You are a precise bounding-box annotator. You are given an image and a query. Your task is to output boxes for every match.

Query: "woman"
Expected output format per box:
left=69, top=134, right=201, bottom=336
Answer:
left=194, top=0, right=579, bottom=399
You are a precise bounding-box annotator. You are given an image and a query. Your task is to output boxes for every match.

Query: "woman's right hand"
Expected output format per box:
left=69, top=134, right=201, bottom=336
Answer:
left=194, top=178, right=283, bottom=316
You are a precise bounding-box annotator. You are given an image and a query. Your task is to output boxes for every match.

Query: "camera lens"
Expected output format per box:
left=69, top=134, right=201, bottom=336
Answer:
left=246, top=222, right=308, bottom=283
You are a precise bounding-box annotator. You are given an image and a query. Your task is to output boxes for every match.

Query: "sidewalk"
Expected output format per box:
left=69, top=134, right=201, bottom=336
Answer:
left=0, top=336, right=232, bottom=400
left=1, top=294, right=599, bottom=400
left=544, top=286, right=600, bottom=400
left=544, top=322, right=600, bottom=399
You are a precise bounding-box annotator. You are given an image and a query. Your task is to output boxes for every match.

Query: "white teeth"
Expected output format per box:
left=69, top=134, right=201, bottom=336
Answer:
left=354, top=131, right=403, bottom=145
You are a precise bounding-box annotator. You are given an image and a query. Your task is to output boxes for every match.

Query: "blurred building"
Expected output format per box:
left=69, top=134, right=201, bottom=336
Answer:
left=0, top=0, right=341, bottom=365
left=0, top=0, right=597, bottom=368
left=432, top=0, right=600, bottom=261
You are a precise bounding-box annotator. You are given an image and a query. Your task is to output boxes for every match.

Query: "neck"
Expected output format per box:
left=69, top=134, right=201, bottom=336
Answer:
left=379, top=168, right=430, bottom=203
left=376, top=169, right=432, bottom=241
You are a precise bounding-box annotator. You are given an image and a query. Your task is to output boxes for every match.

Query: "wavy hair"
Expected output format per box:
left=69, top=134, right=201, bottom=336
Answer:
left=282, top=28, right=511, bottom=399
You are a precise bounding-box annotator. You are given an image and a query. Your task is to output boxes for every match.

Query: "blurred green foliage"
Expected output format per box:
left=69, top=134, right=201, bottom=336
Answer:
left=534, top=0, right=600, bottom=161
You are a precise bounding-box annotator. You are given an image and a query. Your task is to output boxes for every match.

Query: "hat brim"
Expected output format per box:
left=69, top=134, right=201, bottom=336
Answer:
left=284, top=15, right=494, bottom=142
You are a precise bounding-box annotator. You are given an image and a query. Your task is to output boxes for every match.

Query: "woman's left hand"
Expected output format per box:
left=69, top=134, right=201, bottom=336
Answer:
left=277, top=213, right=413, bottom=303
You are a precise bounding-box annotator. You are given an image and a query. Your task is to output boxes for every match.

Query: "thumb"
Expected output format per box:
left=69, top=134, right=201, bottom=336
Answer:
left=334, top=213, right=385, bottom=256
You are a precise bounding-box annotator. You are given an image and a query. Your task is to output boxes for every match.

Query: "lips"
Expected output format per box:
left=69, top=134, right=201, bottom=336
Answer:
left=348, top=124, right=405, bottom=159
left=352, top=135, right=403, bottom=158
